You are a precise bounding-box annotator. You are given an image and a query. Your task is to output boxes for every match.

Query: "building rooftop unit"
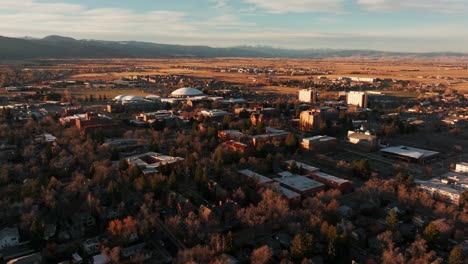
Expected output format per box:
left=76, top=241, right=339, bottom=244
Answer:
left=381, top=145, right=439, bottom=160
left=274, top=175, right=324, bottom=193
left=238, top=169, right=273, bottom=184
left=313, top=172, right=350, bottom=184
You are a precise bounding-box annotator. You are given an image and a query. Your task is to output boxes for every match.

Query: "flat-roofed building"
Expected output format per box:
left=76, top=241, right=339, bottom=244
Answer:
left=266, top=183, right=301, bottom=205
left=200, top=109, right=231, bottom=120
left=126, top=152, right=184, bottom=175
left=135, top=110, right=173, bottom=122
left=250, top=127, right=290, bottom=146
left=218, top=130, right=248, bottom=142
left=284, top=160, right=320, bottom=175
left=346, top=91, right=368, bottom=108
left=381, top=145, right=439, bottom=164
left=299, top=107, right=339, bottom=131
left=238, top=169, right=274, bottom=187
left=299, top=89, right=318, bottom=103
left=415, top=178, right=461, bottom=204
left=273, top=175, right=325, bottom=196
left=300, top=135, right=336, bottom=152
left=310, top=172, right=352, bottom=191
left=347, top=131, right=378, bottom=152
left=223, top=140, right=249, bottom=153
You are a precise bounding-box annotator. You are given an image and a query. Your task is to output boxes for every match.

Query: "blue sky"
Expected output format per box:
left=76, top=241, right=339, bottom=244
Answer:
left=0, top=0, right=467, bottom=52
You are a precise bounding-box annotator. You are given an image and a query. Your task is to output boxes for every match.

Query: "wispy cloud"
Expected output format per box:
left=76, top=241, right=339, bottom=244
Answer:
left=358, top=0, right=468, bottom=13
left=241, top=0, right=345, bottom=13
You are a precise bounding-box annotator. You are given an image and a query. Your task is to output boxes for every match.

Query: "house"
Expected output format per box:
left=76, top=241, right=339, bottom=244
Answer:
left=0, top=227, right=20, bottom=249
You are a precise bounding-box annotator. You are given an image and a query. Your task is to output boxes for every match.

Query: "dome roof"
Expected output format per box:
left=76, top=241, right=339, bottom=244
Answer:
left=114, top=94, right=143, bottom=101
left=145, top=94, right=161, bottom=99
left=170, top=87, right=203, bottom=97
left=114, top=94, right=129, bottom=101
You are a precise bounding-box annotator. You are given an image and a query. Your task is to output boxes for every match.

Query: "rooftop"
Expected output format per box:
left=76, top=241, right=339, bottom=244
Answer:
left=381, top=145, right=439, bottom=159
left=238, top=169, right=273, bottom=184
left=266, top=183, right=301, bottom=199
left=274, top=175, right=324, bottom=192
left=170, top=87, right=204, bottom=97
left=127, top=152, right=184, bottom=174
left=284, top=160, right=320, bottom=173
left=313, top=172, right=350, bottom=184
left=303, top=135, right=336, bottom=143
left=0, top=227, right=19, bottom=239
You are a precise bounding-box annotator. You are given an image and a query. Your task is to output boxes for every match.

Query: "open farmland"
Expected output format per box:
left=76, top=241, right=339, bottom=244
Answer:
left=63, top=58, right=468, bottom=93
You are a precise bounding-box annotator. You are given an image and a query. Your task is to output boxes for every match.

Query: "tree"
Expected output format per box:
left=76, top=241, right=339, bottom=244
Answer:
left=386, top=210, right=399, bottom=232
left=168, top=171, right=177, bottom=190
left=327, top=225, right=337, bottom=258
left=225, top=231, right=233, bottom=252
left=422, top=223, right=440, bottom=247
left=290, top=234, right=304, bottom=259
left=448, top=245, right=464, bottom=264
left=285, top=134, right=297, bottom=150
left=250, top=245, right=271, bottom=264
left=350, top=159, right=371, bottom=179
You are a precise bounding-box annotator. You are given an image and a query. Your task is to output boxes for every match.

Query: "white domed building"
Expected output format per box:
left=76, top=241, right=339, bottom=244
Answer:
left=170, top=87, right=204, bottom=98
left=114, top=94, right=144, bottom=103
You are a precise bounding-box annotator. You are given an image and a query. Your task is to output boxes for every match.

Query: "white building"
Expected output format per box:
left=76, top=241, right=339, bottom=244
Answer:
left=0, top=227, right=20, bottom=249
left=346, top=91, right=368, bottom=108
left=299, top=89, right=318, bottom=103
left=455, top=162, right=468, bottom=173
left=339, top=77, right=377, bottom=83
left=200, top=109, right=231, bottom=118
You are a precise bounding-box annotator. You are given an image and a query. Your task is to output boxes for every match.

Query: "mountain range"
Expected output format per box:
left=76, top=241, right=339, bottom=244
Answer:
left=0, top=35, right=466, bottom=60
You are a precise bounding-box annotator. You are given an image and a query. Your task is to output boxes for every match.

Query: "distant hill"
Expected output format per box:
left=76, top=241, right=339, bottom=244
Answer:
left=0, top=35, right=466, bottom=60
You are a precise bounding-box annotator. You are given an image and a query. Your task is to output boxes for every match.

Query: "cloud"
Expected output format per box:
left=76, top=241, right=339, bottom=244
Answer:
left=0, top=0, right=83, bottom=13
left=241, top=0, right=345, bottom=13
left=0, top=0, right=254, bottom=40
left=358, top=0, right=468, bottom=13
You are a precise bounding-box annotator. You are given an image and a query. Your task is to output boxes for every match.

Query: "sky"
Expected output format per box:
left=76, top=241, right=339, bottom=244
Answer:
left=0, top=0, right=467, bottom=52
